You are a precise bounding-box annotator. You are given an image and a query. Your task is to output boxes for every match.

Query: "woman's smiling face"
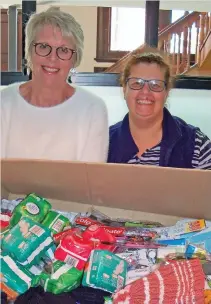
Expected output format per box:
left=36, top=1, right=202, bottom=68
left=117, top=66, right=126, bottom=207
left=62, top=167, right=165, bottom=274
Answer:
left=124, top=62, right=168, bottom=122
left=31, top=25, right=76, bottom=87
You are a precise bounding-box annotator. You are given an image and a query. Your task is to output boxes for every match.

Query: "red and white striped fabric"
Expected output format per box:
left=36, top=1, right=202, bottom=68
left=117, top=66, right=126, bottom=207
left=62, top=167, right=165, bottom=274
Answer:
left=113, top=259, right=205, bottom=304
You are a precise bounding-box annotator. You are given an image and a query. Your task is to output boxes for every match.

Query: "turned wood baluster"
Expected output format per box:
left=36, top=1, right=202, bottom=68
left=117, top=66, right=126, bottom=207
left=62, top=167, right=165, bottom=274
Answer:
left=172, top=33, right=177, bottom=72
left=197, top=13, right=206, bottom=65
left=195, top=18, right=200, bottom=62
left=186, top=26, right=192, bottom=70
left=176, top=32, right=181, bottom=74
left=167, top=33, right=172, bottom=65
left=182, top=24, right=188, bottom=73
left=205, top=13, right=209, bottom=36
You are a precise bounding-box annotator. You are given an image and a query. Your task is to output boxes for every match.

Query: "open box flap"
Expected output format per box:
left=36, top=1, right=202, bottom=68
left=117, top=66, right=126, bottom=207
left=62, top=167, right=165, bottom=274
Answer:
left=1, top=159, right=211, bottom=220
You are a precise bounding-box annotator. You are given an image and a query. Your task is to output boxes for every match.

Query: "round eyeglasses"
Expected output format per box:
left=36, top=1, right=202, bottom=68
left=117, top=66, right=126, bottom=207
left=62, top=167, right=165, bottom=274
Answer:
left=33, top=43, right=76, bottom=61
left=126, top=77, right=167, bottom=92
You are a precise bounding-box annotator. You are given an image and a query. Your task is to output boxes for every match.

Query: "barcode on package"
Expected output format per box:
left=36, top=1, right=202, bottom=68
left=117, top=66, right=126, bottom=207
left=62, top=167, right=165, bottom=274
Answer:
left=117, top=275, right=124, bottom=290
left=64, top=255, right=79, bottom=267
left=52, top=219, right=64, bottom=233
left=30, top=225, right=45, bottom=237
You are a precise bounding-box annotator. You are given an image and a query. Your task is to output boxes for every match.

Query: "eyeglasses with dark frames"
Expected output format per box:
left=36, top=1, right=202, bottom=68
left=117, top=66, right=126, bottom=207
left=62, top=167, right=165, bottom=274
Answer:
left=33, top=43, right=76, bottom=61
left=126, top=77, right=167, bottom=92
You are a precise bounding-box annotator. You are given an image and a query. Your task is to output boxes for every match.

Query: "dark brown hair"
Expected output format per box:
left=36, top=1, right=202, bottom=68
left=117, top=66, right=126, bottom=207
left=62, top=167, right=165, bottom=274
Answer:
left=121, top=47, right=172, bottom=89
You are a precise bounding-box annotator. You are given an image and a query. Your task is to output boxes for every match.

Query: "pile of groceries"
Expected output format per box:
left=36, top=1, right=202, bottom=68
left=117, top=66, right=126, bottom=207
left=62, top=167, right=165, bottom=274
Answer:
left=1, top=193, right=211, bottom=304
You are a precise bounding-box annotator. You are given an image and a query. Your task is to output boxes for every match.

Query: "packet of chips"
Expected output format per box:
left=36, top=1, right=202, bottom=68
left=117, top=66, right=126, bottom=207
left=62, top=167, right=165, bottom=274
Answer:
left=2, top=217, right=54, bottom=267
left=0, top=254, right=37, bottom=300
left=9, top=193, right=51, bottom=227
left=41, top=210, right=71, bottom=234
left=38, top=260, right=83, bottom=294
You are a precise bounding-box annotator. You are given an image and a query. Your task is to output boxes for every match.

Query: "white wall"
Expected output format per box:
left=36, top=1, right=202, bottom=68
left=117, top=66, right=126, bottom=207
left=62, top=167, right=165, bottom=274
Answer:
left=1, top=84, right=210, bottom=137
left=80, top=86, right=211, bottom=138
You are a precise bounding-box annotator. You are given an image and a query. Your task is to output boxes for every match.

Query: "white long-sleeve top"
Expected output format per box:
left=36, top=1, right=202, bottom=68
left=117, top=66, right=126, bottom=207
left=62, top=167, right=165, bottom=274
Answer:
left=1, top=82, right=109, bottom=162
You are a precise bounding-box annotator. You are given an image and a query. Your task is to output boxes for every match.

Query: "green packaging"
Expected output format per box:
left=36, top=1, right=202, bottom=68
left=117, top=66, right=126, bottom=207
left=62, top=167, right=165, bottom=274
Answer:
left=10, top=193, right=51, bottom=227
left=82, top=250, right=127, bottom=293
left=0, top=254, right=37, bottom=295
left=41, top=210, right=70, bottom=234
left=39, top=260, right=82, bottom=294
left=104, top=297, right=113, bottom=304
left=2, top=217, right=54, bottom=267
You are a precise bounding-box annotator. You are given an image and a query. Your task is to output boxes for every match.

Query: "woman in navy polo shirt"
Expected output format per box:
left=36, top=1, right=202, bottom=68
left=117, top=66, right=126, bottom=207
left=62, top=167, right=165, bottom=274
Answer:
left=108, top=51, right=211, bottom=169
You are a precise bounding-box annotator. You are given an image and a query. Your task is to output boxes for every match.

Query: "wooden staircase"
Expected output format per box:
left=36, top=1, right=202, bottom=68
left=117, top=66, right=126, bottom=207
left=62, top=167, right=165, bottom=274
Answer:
left=105, top=12, right=211, bottom=76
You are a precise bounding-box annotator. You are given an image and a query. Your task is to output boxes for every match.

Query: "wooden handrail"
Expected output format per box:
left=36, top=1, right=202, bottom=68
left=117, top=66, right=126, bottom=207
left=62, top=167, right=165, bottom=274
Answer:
left=159, top=12, right=200, bottom=40
left=106, top=11, right=203, bottom=74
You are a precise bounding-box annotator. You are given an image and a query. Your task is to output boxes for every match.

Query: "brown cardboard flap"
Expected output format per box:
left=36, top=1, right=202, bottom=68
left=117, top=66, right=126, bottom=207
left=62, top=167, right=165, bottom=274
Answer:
left=1, top=159, right=90, bottom=203
left=1, top=159, right=211, bottom=220
left=87, top=163, right=211, bottom=219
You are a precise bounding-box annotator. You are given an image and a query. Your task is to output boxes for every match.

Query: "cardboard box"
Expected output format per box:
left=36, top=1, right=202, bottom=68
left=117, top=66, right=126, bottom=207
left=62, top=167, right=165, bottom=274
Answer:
left=1, top=159, right=211, bottom=225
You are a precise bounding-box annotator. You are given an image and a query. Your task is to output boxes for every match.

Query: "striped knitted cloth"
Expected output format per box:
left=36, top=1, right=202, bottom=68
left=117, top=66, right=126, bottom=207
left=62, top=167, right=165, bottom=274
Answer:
left=113, top=259, right=205, bottom=304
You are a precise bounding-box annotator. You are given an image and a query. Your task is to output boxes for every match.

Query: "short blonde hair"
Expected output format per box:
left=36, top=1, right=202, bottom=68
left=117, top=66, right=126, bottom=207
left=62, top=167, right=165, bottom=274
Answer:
left=25, top=7, right=84, bottom=69
left=121, top=47, right=172, bottom=90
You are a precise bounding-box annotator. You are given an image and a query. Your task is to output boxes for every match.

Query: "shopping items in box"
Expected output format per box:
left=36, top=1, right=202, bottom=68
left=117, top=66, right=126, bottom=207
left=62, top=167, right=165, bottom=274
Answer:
left=76, top=207, right=163, bottom=228
left=1, top=198, right=22, bottom=214
left=82, top=249, right=127, bottom=293
left=41, top=210, right=70, bottom=234
left=0, top=212, right=11, bottom=231
left=154, top=218, right=207, bottom=239
left=54, top=229, right=95, bottom=270
left=38, top=260, right=82, bottom=294
left=9, top=193, right=51, bottom=227
left=187, top=227, right=211, bottom=253
left=1, top=217, right=54, bottom=267
left=76, top=215, right=158, bottom=238
left=204, top=290, right=211, bottom=304
left=83, top=224, right=116, bottom=251
left=54, top=227, right=117, bottom=270
left=53, top=228, right=78, bottom=244
left=207, top=275, right=211, bottom=288
left=112, top=258, right=205, bottom=304
left=0, top=254, right=37, bottom=300
left=115, top=244, right=187, bottom=285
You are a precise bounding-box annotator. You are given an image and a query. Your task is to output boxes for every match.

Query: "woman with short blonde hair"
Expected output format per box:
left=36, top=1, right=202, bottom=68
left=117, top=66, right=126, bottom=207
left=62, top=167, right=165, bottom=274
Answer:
left=1, top=8, right=109, bottom=162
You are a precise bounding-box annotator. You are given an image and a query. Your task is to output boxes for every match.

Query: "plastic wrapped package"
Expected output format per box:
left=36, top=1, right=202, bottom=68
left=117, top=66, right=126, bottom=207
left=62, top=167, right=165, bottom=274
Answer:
left=82, top=249, right=127, bottom=293
left=41, top=210, right=71, bottom=234
left=38, top=260, right=83, bottom=294
left=2, top=217, right=54, bottom=267
left=0, top=254, right=37, bottom=300
left=54, top=229, right=95, bottom=270
left=9, top=193, right=51, bottom=227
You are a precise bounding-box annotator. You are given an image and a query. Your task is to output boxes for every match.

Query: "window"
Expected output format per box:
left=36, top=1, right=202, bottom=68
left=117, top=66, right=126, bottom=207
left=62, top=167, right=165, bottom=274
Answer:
left=96, top=7, right=190, bottom=62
